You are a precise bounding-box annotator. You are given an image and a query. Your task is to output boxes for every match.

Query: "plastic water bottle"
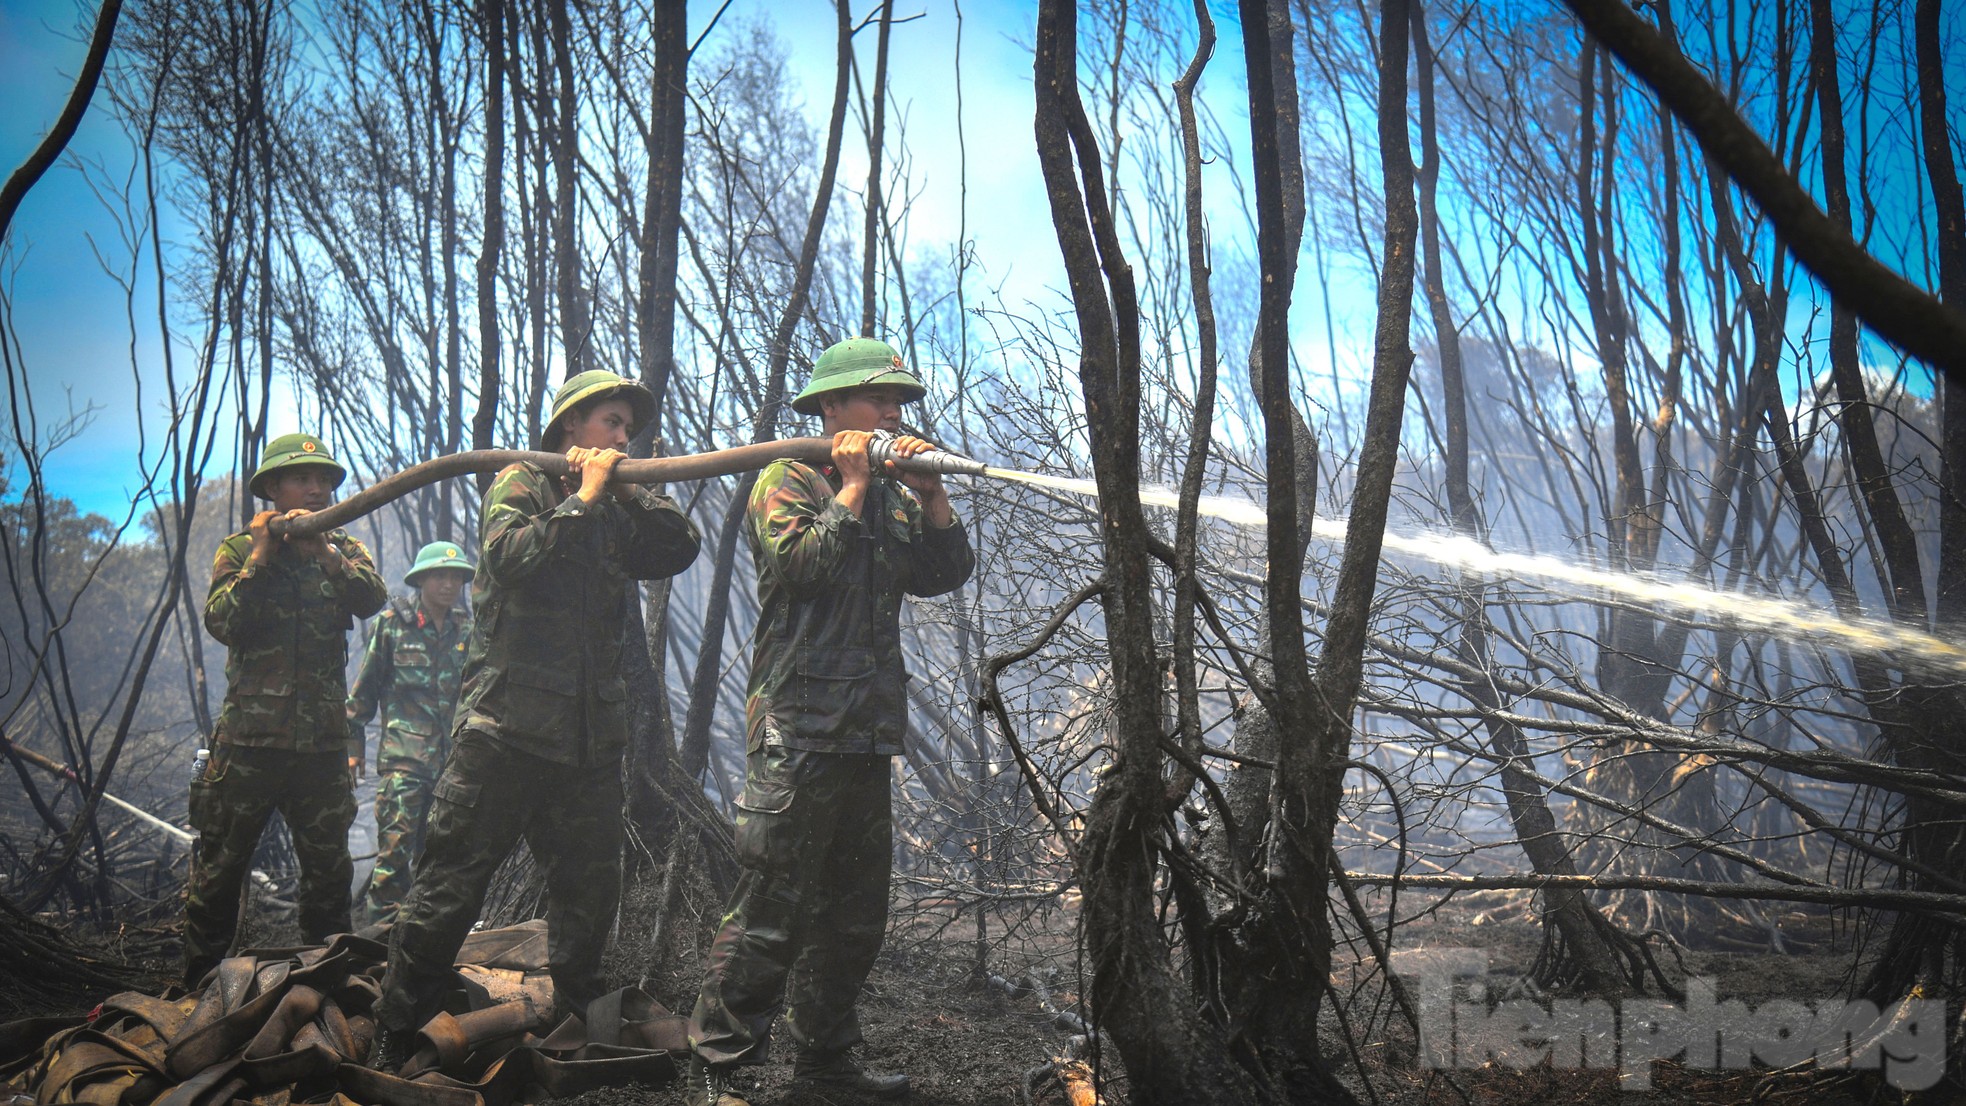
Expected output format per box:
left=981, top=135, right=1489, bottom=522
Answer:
left=190, top=747, right=210, bottom=784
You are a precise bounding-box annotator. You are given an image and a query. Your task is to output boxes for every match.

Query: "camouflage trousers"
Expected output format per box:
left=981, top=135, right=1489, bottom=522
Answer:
left=361, top=769, right=439, bottom=928
left=183, top=745, right=357, bottom=987
left=376, top=732, right=625, bottom=1033
left=690, top=746, right=892, bottom=1066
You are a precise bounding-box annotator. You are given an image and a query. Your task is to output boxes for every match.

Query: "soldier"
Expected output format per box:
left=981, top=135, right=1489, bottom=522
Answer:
left=186, top=432, right=389, bottom=987
left=346, top=541, right=476, bottom=928
left=686, top=338, right=975, bottom=1106
left=371, top=370, right=701, bottom=1070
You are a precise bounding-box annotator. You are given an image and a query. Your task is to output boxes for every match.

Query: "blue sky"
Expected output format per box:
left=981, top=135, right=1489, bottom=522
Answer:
left=9, top=0, right=1953, bottom=525
left=0, top=0, right=1271, bottom=520
left=2, top=0, right=171, bottom=518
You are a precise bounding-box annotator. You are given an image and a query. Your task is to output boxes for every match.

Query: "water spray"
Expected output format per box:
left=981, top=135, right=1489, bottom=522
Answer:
left=960, top=468, right=1966, bottom=682
left=269, top=440, right=1965, bottom=681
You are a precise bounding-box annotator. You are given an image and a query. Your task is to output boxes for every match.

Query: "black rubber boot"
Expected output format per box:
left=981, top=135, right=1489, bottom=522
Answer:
left=793, top=1051, right=910, bottom=1099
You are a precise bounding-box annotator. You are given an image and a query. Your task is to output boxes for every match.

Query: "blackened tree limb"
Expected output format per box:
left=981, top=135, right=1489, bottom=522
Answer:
left=1239, top=0, right=1310, bottom=753
left=549, top=0, right=591, bottom=376
left=858, top=0, right=895, bottom=336
left=1312, top=0, right=1415, bottom=761
left=1209, top=0, right=1320, bottom=955
left=1555, top=0, right=1966, bottom=377
left=626, top=0, right=693, bottom=946
left=979, top=579, right=1105, bottom=853
left=1233, top=0, right=1359, bottom=1099
left=1412, top=0, right=1634, bottom=997
left=1342, top=873, right=1966, bottom=918
left=470, top=0, right=506, bottom=492
left=636, top=0, right=689, bottom=439
left=0, top=0, right=122, bottom=245
left=1920, top=0, right=1966, bottom=633
left=1808, top=0, right=1925, bottom=626
left=1165, top=0, right=1218, bottom=812
left=677, top=0, right=854, bottom=779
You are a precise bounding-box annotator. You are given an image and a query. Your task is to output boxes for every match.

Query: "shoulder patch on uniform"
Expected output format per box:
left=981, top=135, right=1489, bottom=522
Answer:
left=213, top=531, right=251, bottom=570
left=489, top=462, right=552, bottom=502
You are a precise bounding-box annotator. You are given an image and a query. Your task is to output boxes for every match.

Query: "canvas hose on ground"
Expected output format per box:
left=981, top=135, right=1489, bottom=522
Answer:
left=0, top=920, right=686, bottom=1105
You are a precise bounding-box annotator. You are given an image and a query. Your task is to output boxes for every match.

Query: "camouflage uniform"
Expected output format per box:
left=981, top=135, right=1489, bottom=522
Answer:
left=691, top=459, right=973, bottom=1066
left=185, top=526, right=387, bottom=985
left=346, top=595, right=472, bottom=926
left=376, top=461, right=699, bottom=1035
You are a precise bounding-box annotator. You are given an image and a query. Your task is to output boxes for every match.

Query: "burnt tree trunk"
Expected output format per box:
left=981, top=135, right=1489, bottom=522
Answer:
left=1861, top=0, right=1966, bottom=1016
left=1568, top=36, right=1731, bottom=936
left=857, top=0, right=894, bottom=337
left=677, top=0, right=855, bottom=781
left=1212, top=0, right=1358, bottom=1095
left=471, top=0, right=506, bottom=488
left=1411, top=0, right=1634, bottom=995
left=1031, top=2, right=1263, bottom=1101
left=548, top=0, right=588, bottom=377
left=623, top=0, right=694, bottom=895
left=1209, top=0, right=1322, bottom=904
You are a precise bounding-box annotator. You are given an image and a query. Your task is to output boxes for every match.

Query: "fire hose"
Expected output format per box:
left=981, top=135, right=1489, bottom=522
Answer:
left=1, top=734, right=192, bottom=845
left=267, top=434, right=989, bottom=537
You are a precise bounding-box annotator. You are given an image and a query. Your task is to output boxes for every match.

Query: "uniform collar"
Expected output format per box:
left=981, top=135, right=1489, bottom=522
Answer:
left=415, top=600, right=464, bottom=629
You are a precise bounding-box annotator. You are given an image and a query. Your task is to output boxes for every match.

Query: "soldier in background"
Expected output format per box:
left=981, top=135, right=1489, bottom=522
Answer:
left=185, top=433, right=388, bottom=987
left=686, top=338, right=975, bottom=1106
left=346, top=541, right=476, bottom=928
left=371, top=371, right=701, bottom=1071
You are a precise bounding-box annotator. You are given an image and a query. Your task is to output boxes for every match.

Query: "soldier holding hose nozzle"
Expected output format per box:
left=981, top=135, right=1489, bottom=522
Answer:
left=685, top=338, right=975, bottom=1106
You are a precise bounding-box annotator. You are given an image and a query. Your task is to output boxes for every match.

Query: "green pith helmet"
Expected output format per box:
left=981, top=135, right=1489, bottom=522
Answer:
left=790, top=337, right=926, bottom=416
left=404, top=541, right=476, bottom=587
left=249, top=433, right=347, bottom=500
left=540, top=370, right=657, bottom=450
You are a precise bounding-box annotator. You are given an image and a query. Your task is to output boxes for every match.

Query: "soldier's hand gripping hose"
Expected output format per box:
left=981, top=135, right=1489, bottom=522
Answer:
left=866, top=430, right=963, bottom=528
left=565, top=446, right=628, bottom=504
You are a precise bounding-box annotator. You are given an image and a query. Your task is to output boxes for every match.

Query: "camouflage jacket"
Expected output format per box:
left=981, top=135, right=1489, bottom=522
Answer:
left=745, top=459, right=974, bottom=756
left=346, top=595, right=473, bottom=776
left=451, top=462, right=701, bottom=765
left=205, top=526, right=389, bottom=753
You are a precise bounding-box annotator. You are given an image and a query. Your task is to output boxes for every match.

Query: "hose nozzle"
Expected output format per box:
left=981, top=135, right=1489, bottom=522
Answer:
left=868, top=430, right=988, bottom=477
